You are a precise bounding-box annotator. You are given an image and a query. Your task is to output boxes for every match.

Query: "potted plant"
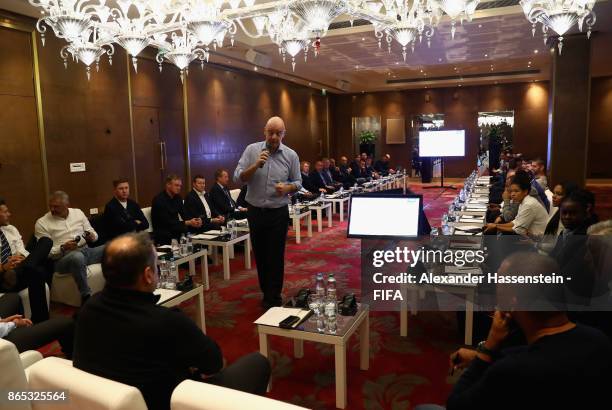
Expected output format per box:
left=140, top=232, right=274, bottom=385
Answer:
left=359, top=130, right=377, bottom=157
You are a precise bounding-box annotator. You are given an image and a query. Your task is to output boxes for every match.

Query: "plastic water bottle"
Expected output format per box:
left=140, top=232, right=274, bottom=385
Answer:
left=186, top=233, right=194, bottom=254
left=159, top=259, right=169, bottom=289
left=326, top=273, right=337, bottom=300
left=315, top=273, right=326, bottom=297
left=171, top=239, right=180, bottom=258
left=324, top=297, right=338, bottom=334
left=179, top=234, right=188, bottom=256
left=227, top=219, right=237, bottom=239
left=167, top=260, right=178, bottom=289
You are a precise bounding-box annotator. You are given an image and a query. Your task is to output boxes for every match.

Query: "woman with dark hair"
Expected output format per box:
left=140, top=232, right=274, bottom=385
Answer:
left=537, top=181, right=579, bottom=253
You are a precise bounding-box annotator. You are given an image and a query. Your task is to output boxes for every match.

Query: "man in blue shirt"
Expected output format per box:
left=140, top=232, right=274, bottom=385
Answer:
left=234, top=117, right=302, bottom=309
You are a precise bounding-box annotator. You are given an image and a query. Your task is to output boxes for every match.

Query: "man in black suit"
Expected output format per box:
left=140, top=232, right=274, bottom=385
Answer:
left=336, top=156, right=355, bottom=187
left=300, top=161, right=319, bottom=195
left=352, top=159, right=371, bottom=180
left=374, top=154, right=395, bottom=176
left=209, top=169, right=247, bottom=220
left=183, top=175, right=225, bottom=233
left=310, top=161, right=335, bottom=194
left=151, top=175, right=202, bottom=245
left=104, top=179, right=149, bottom=240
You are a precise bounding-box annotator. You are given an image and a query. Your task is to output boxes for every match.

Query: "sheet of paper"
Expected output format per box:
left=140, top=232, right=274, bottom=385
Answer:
left=192, top=233, right=219, bottom=240
left=254, top=307, right=310, bottom=327
left=154, top=288, right=182, bottom=305
left=157, top=245, right=172, bottom=249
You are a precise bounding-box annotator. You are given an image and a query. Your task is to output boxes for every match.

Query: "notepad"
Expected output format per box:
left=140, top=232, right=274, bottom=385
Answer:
left=192, top=233, right=219, bottom=240
left=154, top=288, right=182, bottom=305
left=254, top=307, right=311, bottom=328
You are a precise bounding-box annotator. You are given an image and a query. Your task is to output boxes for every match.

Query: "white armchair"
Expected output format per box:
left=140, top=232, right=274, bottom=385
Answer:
left=0, top=338, right=43, bottom=410
left=27, top=357, right=148, bottom=410
left=50, top=263, right=105, bottom=307
left=171, top=380, right=308, bottom=410
left=229, top=189, right=241, bottom=203
left=142, top=207, right=153, bottom=233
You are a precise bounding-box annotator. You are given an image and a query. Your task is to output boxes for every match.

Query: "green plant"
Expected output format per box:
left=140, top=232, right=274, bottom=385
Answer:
left=359, top=130, right=377, bottom=144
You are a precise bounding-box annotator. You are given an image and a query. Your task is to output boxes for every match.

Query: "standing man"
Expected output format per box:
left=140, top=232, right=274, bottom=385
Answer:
left=104, top=179, right=149, bottom=240
left=234, top=116, right=301, bottom=309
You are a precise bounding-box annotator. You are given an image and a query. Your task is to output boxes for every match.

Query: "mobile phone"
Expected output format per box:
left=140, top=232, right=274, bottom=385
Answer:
left=279, top=315, right=300, bottom=329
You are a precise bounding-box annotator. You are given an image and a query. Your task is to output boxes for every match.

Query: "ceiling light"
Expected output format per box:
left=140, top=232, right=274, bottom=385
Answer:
left=534, top=49, right=539, bottom=54
left=484, top=53, right=488, bottom=57
left=253, top=66, right=258, bottom=71
left=308, top=82, right=312, bottom=85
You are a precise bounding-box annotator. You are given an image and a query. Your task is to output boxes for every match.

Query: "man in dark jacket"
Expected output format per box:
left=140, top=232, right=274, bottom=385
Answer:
left=183, top=175, right=225, bottom=233
left=151, top=175, right=202, bottom=245
left=104, top=179, right=149, bottom=240
left=208, top=169, right=247, bottom=220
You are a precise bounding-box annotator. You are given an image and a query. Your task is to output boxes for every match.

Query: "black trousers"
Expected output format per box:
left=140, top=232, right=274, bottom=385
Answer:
left=247, top=205, right=289, bottom=303
left=0, top=237, right=52, bottom=323
left=204, top=352, right=270, bottom=395
left=0, top=293, right=74, bottom=357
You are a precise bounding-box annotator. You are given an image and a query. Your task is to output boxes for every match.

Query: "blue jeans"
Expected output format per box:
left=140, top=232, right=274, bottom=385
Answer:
left=54, top=245, right=105, bottom=296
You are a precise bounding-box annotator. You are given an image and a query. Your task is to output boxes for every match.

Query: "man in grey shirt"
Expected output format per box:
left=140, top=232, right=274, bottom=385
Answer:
left=234, top=116, right=301, bottom=309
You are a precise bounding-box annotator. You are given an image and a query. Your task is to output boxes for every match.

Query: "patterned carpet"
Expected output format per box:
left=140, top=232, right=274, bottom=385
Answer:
left=44, top=184, right=467, bottom=410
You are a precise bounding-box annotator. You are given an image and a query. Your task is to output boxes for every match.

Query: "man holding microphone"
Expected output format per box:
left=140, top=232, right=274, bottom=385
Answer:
left=234, top=117, right=301, bottom=309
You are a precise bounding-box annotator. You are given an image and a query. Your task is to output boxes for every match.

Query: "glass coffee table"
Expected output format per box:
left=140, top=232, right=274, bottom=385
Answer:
left=256, top=304, right=369, bottom=409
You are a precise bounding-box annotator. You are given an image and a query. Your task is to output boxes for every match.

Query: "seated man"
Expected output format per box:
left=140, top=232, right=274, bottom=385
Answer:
left=73, top=233, right=270, bottom=410
left=309, top=161, right=336, bottom=194
left=445, top=253, right=612, bottom=410
left=104, top=179, right=149, bottom=240
left=336, top=156, right=355, bottom=187
left=352, top=158, right=372, bottom=180
left=0, top=198, right=52, bottom=323
left=299, top=161, right=318, bottom=197
left=365, top=157, right=379, bottom=179
left=484, top=171, right=548, bottom=238
left=321, top=158, right=341, bottom=189
left=183, top=175, right=225, bottom=232
left=0, top=292, right=73, bottom=356
left=208, top=169, right=247, bottom=220
left=35, top=191, right=105, bottom=304
left=374, top=154, right=395, bottom=176
left=151, top=175, right=203, bottom=245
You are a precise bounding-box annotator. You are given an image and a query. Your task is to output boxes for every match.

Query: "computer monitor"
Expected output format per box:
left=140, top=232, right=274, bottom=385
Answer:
left=419, top=130, right=465, bottom=157
left=347, top=194, right=422, bottom=239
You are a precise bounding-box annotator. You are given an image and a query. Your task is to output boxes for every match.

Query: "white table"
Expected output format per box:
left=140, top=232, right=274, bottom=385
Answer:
left=290, top=209, right=313, bottom=244
left=157, top=248, right=209, bottom=290
left=192, top=233, right=252, bottom=281
left=308, top=202, right=333, bottom=232
left=257, top=305, right=370, bottom=409
left=324, top=196, right=351, bottom=222
left=156, top=285, right=206, bottom=332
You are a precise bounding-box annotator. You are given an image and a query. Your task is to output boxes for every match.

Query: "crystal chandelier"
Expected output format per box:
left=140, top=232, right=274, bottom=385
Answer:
left=28, top=0, right=596, bottom=80
left=520, top=0, right=597, bottom=54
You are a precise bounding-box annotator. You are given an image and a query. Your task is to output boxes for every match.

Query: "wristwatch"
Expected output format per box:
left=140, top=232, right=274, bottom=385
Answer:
left=476, top=341, right=498, bottom=358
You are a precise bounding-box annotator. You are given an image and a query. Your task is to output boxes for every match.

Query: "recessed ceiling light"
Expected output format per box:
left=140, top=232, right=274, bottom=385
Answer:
left=478, top=24, right=482, bottom=28
left=484, top=54, right=488, bottom=57
left=454, top=67, right=457, bottom=70
left=438, top=58, right=442, bottom=62
left=361, top=37, right=365, bottom=41
left=308, top=82, right=312, bottom=86
left=362, top=90, right=365, bottom=93
left=420, top=69, right=423, bottom=72
left=458, top=84, right=462, bottom=87
left=227, top=60, right=231, bottom=63
left=395, top=62, right=399, bottom=65
left=253, top=66, right=258, bottom=71
left=534, top=49, right=539, bottom=54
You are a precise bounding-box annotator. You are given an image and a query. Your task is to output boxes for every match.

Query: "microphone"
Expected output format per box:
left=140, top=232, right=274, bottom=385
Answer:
left=259, top=143, right=271, bottom=168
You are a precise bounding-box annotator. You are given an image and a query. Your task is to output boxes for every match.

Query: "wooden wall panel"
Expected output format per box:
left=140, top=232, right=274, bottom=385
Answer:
left=588, top=76, right=612, bottom=178
left=331, top=82, right=551, bottom=178
left=130, top=58, right=185, bottom=203
left=0, top=27, right=46, bottom=238
left=38, top=35, right=133, bottom=212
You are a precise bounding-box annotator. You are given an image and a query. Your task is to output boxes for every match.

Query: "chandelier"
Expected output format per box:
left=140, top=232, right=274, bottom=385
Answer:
left=27, top=0, right=596, bottom=80
left=520, top=0, right=597, bottom=54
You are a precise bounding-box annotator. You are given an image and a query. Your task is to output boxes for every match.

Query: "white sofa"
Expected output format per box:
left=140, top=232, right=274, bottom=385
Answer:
left=0, top=285, right=50, bottom=319
left=0, top=338, right=43, bottom=410
left=142, top=206, right=154, bottom=233
left=27, top=357, right=148, bottom=410
left=171, top=380, right=308, bottom=410
left=229, top=189, right=241, bottom=203
left=50, top=263, right=105, bottom=307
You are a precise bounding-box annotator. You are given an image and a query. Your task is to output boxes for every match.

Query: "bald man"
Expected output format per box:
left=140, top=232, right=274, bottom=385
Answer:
left=234, top=117, right=302, bottom=309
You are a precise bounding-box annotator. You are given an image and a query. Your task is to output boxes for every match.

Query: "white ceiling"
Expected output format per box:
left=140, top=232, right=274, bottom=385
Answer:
left=1, top=0, right=611, bottom=92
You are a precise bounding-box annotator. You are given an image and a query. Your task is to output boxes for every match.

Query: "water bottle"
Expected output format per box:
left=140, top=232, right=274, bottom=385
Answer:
left=179, top=234, right=188, bottom=256
left=159, top=259, right=169, bottom=289
left=339, top=186, right=344, bottom=194
left=171, top=239, right=180, bottom=258
left=227, top=219, right=236, bottom=239
left=315, top=273, right=326, bottom=297
left=324, top=297, right=338, bottom=334
left=326, top=273, right=337, bottom=300
left=186, top=233, right=194, bottom=254
left=167, top=259, right=178, bottom=289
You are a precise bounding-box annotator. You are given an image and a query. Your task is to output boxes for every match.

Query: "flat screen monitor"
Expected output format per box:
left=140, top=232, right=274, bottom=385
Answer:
left=419, top=130, right=465, bottom=157
left=347, top=194, right=421, bottom=239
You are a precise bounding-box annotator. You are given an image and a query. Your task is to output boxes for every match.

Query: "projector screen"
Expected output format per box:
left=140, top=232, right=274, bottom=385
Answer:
left=419, top=130, right=465, bottom=157
left=347, top=195, right=421, bottom=239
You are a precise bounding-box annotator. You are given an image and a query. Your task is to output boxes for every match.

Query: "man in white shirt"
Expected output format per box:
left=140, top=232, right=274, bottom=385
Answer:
left=484, top=171, right=549, bottom=237
left=34, top=191, right=105, bottom=303
left=0, top=198, right=52, bottom=322
left=183, top=175, right=225, bottom=233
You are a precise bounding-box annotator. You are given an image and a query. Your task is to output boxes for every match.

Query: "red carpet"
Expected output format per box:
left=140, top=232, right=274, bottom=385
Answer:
left=45, top=184, right=467, bottom=409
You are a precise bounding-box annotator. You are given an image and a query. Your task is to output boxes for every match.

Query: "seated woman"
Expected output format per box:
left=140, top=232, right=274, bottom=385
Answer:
left=537, top=181, right=578, bottom=254
left=484, top=170, right=549, bottom=238
left=0, top=293, right=73, bottom=356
